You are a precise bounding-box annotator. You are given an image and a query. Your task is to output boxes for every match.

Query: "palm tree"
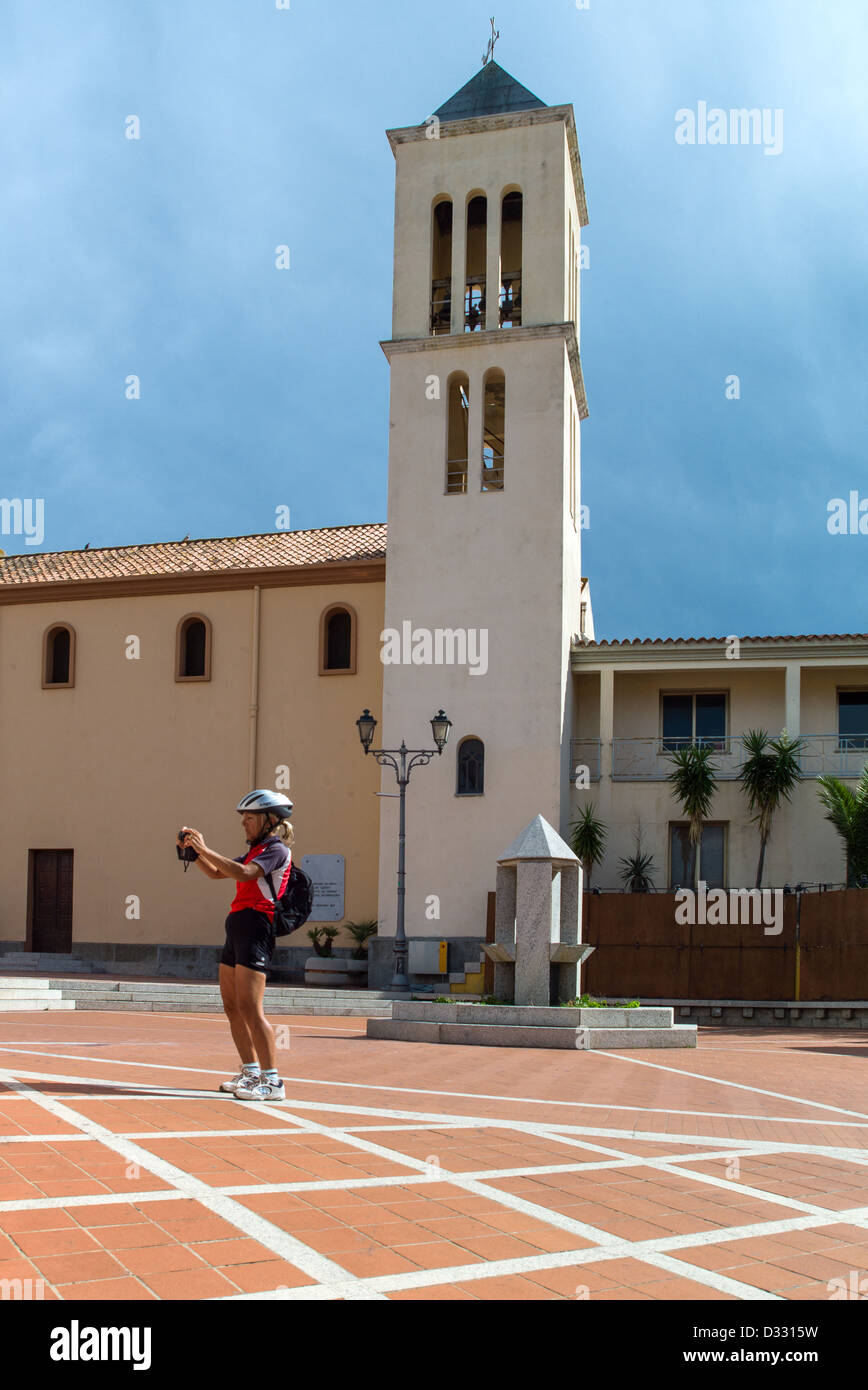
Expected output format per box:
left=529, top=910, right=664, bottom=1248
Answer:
left=667, top=743, right=718, bottom=859
left=738, top=729, right=804, bottom=888
left=816, top=768, right=868, bottom=885
left=569, top=803, right=608, bottom=889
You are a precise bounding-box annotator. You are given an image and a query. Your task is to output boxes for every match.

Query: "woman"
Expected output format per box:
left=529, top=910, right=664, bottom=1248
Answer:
left=178, top=789, right=293, bottom=1102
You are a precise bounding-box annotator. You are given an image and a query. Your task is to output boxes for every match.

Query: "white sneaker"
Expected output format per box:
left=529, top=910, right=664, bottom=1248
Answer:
left=234, top=1077, right=285, bottom=1102
left=219, top=1071, right=260, bottom=1094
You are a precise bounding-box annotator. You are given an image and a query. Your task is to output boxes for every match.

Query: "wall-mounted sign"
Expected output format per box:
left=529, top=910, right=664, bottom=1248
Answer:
left=301, top=855, right=345, bottom=922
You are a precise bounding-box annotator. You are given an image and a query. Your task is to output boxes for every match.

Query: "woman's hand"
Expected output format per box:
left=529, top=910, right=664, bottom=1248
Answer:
left=183, top=829, right=208, bottom=855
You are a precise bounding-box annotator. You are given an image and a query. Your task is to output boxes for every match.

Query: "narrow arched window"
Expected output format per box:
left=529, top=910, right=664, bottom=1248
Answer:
left=320, top=605, right=357, bottom=674
left=446, top=373, right=470, bottom=494
left=500, top=191, right=522, bottom=327
left=176, top=615, right=212, bottom=682
left=43, top=625, right=75, bottom=688
left=431, top=198, right=453, bottom=335
left=457, top=737, right=485, bottom=795
left=482, top=370, right=505, bottom=492
left=465, top=195, right=487, bottom=331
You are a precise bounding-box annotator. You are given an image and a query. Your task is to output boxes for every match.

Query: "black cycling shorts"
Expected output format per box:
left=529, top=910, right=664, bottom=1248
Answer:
left=221, top=908, right=276, bottom=974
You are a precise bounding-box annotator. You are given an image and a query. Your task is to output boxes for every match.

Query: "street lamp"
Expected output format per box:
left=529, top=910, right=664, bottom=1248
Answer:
left=356, top=708, right=452, bottom=991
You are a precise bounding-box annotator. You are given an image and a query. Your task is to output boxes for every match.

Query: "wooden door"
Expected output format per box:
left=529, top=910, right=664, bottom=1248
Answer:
left=29, top=850, right=74, bottom=953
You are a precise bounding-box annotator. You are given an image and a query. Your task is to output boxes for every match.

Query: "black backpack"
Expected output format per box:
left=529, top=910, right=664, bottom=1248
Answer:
left=264, top=860, right=314, bottom=936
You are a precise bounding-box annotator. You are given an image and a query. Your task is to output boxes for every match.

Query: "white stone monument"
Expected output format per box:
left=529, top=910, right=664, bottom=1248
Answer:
left=483, top=815, right=594, bottom=1006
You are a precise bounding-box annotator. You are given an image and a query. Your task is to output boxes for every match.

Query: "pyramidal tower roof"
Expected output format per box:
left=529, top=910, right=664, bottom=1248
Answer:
left=498, top=815, right=578, bottom=865
left=433, top=60, right=547, bottom=123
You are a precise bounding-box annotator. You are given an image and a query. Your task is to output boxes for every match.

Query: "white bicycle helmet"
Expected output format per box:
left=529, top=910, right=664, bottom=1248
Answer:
left=236, top=789, right=294, bottom=820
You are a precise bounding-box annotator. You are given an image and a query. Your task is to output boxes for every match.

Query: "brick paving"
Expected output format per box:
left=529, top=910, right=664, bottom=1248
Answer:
left=0, top=1011, right=867, bottom=1301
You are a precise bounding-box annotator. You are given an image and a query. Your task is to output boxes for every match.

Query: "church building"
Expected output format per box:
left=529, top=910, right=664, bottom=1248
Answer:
left=1, top=62, right=865, bottom=989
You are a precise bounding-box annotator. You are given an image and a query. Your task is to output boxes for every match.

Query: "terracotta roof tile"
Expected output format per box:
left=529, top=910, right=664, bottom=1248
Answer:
left=0, top=524, right=387, bottom=587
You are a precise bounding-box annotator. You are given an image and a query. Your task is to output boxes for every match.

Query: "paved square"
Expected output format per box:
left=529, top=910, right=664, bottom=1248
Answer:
left=0, top=1010, right=867, bottom=1300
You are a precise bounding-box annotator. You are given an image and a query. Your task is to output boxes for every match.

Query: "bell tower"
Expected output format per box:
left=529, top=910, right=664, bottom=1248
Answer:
left=376, top=59, right=590, bottom=955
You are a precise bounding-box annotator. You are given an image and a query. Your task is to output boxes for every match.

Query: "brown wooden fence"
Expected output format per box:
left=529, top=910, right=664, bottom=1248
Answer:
left=581, top=889, right=868, bottom=1000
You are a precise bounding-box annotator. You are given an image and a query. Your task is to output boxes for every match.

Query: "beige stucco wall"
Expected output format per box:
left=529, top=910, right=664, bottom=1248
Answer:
left=0, top=580, right=384, bottom=947
left=611, top=666, right=785, bottom=739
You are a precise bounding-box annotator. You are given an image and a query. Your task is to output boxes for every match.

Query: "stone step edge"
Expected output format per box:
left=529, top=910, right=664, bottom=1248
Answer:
left=0, top=1001, right=76, bottom=1011
left=367, top=1020, right=696, bottom=1050
left=393, top=1003, right=674, bottom=1027
left=41, top=980, right=403, bottom=998
left=59, top=1005, right=387, bottom=1015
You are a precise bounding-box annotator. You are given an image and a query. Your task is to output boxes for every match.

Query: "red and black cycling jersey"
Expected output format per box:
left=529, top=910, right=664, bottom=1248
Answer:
left=229, top=837, right=291, bottom=921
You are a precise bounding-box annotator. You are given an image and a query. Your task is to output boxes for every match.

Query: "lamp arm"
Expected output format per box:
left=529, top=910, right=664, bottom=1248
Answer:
left=369, top=751, right=401, bottom=781
left=406, top=750, right=437, bottom=776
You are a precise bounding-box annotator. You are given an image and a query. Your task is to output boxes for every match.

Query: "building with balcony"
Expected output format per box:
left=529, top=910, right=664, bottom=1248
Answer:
left=571, top=635, right=868, bottom=890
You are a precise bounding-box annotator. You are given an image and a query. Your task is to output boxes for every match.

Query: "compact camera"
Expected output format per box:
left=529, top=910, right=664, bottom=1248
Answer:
left=176, top=830, right=199, bottom=866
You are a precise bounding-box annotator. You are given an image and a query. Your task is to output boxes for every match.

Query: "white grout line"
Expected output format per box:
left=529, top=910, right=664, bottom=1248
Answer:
left=3, top=1059, right=868, bottom=1303
left=1, top=1144, right=861, bottom=1215
left=0, top=1069, right=389, bottom=1301
left=3, top=1061, right=794, bottom=1304
left=588, top=1050, right=868, bottom=1121
left=193, top=1098, right=801, bottom=1302
left=0, top=1046, right=860, bottom=1129
left=220, top=1201, right=868, bottom=1301
left=6, top=1068, right=868, bottom=1163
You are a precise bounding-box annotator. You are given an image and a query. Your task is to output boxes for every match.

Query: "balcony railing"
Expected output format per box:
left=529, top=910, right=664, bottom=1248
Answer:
left=602, top=734, right=868, bottom=782
left=569, top=739, right=602, bottom=783
left=446, top=461, right=468, bottom=495
left=499, top=272, right=522, bottom=327
left=430, top=279, right=452, bottom=335
left=464, top=276, right=486, bottom=332
left=481, top=451, right=504, bottom=491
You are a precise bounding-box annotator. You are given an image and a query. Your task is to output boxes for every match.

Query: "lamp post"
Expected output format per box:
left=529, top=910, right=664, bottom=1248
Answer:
left=356, top=708, right=451, bottom=991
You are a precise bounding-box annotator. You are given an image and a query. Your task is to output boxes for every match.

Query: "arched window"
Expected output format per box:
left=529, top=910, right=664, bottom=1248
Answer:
left=430, top=198, right=453, bottom=335
left=176, top=615, right=211, bottom=682
left=43, top=624, right=75, bottom=688
left=465, top=195, right=487, bottom=331
left=500, top=191, right=523, bottom=327
left=446, top=373, right=470, bottom=494
left=320, top=605, right=357, bottom=674
left=482, top=370, right=505, bottom=491
left=457, top=737, right=485, bottom=795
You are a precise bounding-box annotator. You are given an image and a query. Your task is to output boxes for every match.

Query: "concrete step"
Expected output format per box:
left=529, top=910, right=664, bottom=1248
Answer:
left=0, top=997, right=76, bottom=1011
left=0, top=980, right=55, bottom=994
left=367, top=1019, right=697, bottom=1049
left=46, top=979, right=400, bottom=1000
left=71, top=1004, right=389, bottom=1016
left=34, top=978, right=394, bottom=1016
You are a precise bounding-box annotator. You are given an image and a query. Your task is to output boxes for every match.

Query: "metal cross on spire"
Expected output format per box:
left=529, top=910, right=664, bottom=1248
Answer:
left=482, top=16, right=500, bottom=66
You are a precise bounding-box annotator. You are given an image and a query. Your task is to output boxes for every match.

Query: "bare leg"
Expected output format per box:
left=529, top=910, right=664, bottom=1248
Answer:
left=219, top=963, right=257, bottom=1066
left=234, top=965, right=277, bottom=1071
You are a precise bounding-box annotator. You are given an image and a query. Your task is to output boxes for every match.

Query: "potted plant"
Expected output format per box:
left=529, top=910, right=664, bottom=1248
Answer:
left=618, top=848, right=657, bottom=892
left=303, top=922, right=378, bottom=988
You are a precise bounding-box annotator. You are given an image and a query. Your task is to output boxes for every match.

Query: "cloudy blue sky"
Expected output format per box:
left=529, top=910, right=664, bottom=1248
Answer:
left=1, top=0, right=866, bottom=640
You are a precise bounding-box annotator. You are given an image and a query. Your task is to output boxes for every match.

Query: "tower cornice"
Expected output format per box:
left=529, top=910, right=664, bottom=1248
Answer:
left=386, top=105, right=588, bottom=227
left=379, top=322, right=589, bottom=421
